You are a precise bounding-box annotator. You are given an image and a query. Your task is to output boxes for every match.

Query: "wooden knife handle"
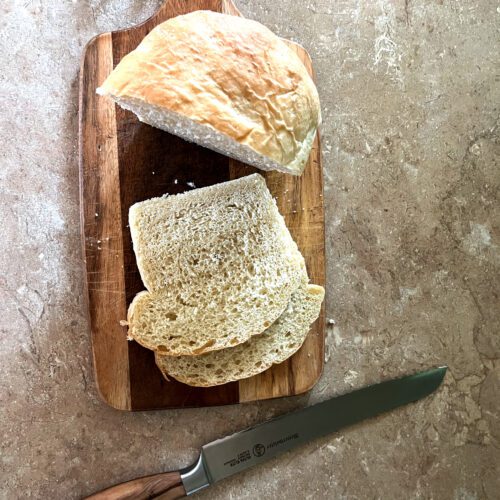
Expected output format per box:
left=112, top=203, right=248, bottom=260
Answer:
left=84, top=471, right=186, bottom=500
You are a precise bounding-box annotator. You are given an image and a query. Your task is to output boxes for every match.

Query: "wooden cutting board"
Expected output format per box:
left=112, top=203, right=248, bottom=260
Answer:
left=79, top=0, right=325, bottom=410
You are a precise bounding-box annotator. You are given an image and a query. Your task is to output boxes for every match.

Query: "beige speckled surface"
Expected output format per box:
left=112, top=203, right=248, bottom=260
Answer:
left=0, top=1, right=499, bottom=498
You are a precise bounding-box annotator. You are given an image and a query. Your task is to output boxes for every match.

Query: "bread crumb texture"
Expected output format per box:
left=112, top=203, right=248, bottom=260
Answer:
left=127, top=174, right=307, bottom=356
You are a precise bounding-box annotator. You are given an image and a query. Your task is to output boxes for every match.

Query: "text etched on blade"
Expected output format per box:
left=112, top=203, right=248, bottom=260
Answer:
left=222, top=433, right=300, bottom=468
left=267, top=433, right=299, bottom=449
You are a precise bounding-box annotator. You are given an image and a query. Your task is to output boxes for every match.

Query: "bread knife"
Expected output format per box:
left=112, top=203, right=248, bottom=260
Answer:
left=86, top=366, right=447, bottom=499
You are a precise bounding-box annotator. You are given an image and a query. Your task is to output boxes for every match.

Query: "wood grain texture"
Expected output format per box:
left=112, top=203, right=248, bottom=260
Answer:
left=79, top=32, right=131, bottom=410
left=79, top=0, right=325, bottom=410
left=85, top=470, right=186, bottom=500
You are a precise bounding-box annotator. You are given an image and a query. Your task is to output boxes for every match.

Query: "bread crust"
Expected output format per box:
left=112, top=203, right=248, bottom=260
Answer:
left=97, top=10, right=321, bottom=175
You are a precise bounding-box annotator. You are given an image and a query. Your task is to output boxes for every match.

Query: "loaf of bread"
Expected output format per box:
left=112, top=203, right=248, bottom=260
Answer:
left=126, top=174, right=306, bottom=356
left=155, top=283, right=324, bottom=386
left=97, top=10, right=321, bottom=176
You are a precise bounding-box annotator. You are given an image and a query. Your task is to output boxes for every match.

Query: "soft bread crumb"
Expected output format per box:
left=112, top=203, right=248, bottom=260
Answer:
left=127, top=174, right=307, bottom=356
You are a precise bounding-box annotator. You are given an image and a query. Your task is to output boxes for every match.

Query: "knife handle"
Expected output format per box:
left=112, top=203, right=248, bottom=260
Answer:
left=84, top=470, right=186, bottom=500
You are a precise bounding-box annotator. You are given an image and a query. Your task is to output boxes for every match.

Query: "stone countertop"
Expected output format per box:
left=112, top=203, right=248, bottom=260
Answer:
left=1, top=0, right=498, bottom=498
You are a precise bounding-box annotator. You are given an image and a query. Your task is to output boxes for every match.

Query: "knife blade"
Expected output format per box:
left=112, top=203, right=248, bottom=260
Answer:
left=86, top=366, right=447, bottom=499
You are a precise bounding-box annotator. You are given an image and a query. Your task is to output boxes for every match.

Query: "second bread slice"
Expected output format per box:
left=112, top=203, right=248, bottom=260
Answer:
left=155, top=283, right=324, bottom=386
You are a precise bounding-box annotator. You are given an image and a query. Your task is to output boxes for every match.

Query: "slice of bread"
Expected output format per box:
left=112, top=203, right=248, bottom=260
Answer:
left=97, top=10, right=321, bottom=176
left=155, top=283, right=324, bottom=387
left=126, top=174, right=306, bottom=356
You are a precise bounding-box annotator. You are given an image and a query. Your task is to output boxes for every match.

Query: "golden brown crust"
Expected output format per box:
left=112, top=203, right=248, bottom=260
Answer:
left=98, top=10, right=320, bottom=174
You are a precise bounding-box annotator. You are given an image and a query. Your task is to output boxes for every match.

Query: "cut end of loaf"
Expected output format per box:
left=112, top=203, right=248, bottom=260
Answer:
left=98, top=91, right=309, bottom=175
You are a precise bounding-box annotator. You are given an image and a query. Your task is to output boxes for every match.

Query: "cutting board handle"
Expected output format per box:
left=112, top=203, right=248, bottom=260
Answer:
left=221, top=0, right=243, bottom=16
left=151, top=0, right=242, bottom=24
left=84, top=471, right=186, bottom=500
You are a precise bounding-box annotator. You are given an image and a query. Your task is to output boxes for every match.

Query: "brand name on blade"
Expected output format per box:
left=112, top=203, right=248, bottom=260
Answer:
left=223, top=433, right=300, bottom=468
left=266, top=433, right=299, bottom=449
